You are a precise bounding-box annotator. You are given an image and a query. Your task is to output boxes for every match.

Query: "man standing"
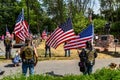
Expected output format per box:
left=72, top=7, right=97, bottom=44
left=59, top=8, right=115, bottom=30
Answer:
left=45, top=35, right=51, bottom=57
left=64, top=42, right=71, bottom=57
left=45, top=42, right=51, bottom=57
left=20, top=38, right=38, bottom=75
left=4, top=35, right=12, bottom=59
left=78, top=41, right=97, bottom=75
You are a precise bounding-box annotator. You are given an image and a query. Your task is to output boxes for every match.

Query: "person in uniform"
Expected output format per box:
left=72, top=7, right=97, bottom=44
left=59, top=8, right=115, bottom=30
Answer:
left=4, top=35, right=12, bottom=59
left=78, top=41, right=97, bottom=75
left=20, top=38, right=38, bottom=75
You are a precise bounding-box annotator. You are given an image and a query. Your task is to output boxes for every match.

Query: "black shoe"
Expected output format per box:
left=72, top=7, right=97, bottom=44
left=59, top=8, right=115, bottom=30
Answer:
left=0, top=71, right=5, bottom=75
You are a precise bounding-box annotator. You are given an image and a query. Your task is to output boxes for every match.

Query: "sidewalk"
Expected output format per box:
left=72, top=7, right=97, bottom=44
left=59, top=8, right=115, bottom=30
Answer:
left=0, top=58, right=120, bottom=78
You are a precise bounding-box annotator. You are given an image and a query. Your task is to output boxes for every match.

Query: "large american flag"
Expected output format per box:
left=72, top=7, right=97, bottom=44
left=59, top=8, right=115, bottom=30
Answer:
left=6, top=26, right=11, bottom=38
left=46, top=18, right=75, bottom=49
left=14, top=9, right=29, bottom=41
left=64, top=24, right=94, bottom=50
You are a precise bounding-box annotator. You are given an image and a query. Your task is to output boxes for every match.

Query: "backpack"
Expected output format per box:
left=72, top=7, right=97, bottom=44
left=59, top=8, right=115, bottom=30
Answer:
left=86, top=49, right=95, bottom=65
left=22, top=46, right=35, bottom=63
left=78, top=62, right=86, bottom=72
left=79, top=49, right=87, bottom=62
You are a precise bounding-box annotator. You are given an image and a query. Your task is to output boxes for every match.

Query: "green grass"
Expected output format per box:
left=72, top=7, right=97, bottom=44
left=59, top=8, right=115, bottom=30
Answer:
left=2, top=68, right=120, bottom=80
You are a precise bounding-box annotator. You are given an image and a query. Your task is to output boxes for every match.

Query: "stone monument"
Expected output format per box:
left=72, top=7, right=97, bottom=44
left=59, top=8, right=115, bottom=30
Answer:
left=95, top=35, right=115, bottom=48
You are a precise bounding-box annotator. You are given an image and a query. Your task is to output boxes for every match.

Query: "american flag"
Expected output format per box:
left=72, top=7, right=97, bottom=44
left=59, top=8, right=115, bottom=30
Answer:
left=64, top=24, right=94, bottom=50
left=14, top=9, right=29, bottom=41
left=42, top=30, right=47, bottom=40
left=6, top=26, right=11, bottom=38
left=46, top=18, right=75, bottom=49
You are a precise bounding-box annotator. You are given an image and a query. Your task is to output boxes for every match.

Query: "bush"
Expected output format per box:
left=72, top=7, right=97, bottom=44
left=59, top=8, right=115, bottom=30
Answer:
left=2, top=68, right=120, bottom=80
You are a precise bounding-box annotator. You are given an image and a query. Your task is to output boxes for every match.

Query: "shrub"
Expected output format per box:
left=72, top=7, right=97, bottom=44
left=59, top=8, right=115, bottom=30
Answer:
left=2, top=68, right=120, bottom=80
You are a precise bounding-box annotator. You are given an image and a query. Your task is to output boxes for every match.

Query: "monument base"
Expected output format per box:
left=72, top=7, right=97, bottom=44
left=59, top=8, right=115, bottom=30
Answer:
left=95, top=35, right=115, bottom=48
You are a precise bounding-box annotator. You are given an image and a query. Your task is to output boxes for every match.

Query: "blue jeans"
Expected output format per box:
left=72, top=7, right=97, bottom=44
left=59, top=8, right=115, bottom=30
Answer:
left=22, top=63, right=34, bottom=75
left=83, top=64, right=93, bottom=75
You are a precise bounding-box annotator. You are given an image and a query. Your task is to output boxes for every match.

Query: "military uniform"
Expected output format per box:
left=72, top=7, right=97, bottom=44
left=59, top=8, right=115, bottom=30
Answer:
left=4, top=36, right=12, bottom=59
left=20, top=38, right=38, bottom=76
left=78, top=41, right=97, bottom=75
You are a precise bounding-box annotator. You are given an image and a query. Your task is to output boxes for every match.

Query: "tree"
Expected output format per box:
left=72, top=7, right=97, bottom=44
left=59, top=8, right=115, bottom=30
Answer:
left=42, top=0, right=66, bottom=25
left=93, top=18, right=106, bottom=34
left=0, top=0, right=20, bottom=35
left=73, top=12, right=89, bottom=34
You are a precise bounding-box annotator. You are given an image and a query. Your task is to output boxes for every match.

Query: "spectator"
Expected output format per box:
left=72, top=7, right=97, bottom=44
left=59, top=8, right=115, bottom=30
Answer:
left=78, top=41, right=97, bottom=75
left=20, top=38, right=38, bottom=75
left=4, top=35, right=12, bottom=59
left=64, top=42, right=71, bottom=57
left=12, top=50, right=21, bottom=67
left=45, top=42, right=51, bottom=57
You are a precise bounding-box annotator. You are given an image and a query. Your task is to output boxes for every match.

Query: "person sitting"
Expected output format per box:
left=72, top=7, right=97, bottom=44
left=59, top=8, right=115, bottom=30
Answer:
left=12, top=50, right=21, bottom=67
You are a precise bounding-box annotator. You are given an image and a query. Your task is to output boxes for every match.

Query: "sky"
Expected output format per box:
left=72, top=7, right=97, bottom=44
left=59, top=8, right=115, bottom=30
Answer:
left=93, top=0, right=100, bottom=14
left=18, top=0, right=100, bottom=14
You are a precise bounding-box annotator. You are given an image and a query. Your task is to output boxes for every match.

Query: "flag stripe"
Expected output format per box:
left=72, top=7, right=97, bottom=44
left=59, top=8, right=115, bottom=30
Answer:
left=64, top=37, right=92, bottom=49
left=46, top=18, right=75, bottom=49
left=14, top=9, right=29, bottom=41
left=46, top=28, right=60, bottom=45
left=53, top=30, right=75, bottom=48
left=64, top=24, right=93, bottom=50
left=47, top=29, right=63, bottom=47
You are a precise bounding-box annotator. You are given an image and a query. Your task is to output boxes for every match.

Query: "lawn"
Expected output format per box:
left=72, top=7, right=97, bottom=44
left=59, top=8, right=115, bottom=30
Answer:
left=36, top=41, right=113, bottom=61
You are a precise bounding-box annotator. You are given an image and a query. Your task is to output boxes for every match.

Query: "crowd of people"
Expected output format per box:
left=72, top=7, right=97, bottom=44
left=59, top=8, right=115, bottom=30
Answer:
left=0, top=34, right=99, bottom=76
left=1, top=35, right=39, bottom=76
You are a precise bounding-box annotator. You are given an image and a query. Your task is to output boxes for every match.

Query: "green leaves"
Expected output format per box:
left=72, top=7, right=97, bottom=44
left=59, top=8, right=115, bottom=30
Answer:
left=93, top=18, right=106, bottom=34
left=2, top=68, right=120, bottom=80
left=73, top=12, right=89, bottom=34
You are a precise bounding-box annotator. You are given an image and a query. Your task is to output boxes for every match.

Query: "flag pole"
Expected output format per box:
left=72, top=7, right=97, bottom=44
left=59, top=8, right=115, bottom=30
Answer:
left=90, top=14, right=94, bottom=46
left=22, top=8, right=24, bottom=20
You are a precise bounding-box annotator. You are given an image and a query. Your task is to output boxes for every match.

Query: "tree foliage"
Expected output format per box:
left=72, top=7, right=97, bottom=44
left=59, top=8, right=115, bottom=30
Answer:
left=93, top=18, right=106, bottom=34
left=73, top=12, right=89, bottom=34
left=0, top=0, right=119, bottom=37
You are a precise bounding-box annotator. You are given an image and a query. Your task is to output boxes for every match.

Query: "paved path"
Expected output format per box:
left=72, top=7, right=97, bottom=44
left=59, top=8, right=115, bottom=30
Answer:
left=0, top=58, right=120, bottom=78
